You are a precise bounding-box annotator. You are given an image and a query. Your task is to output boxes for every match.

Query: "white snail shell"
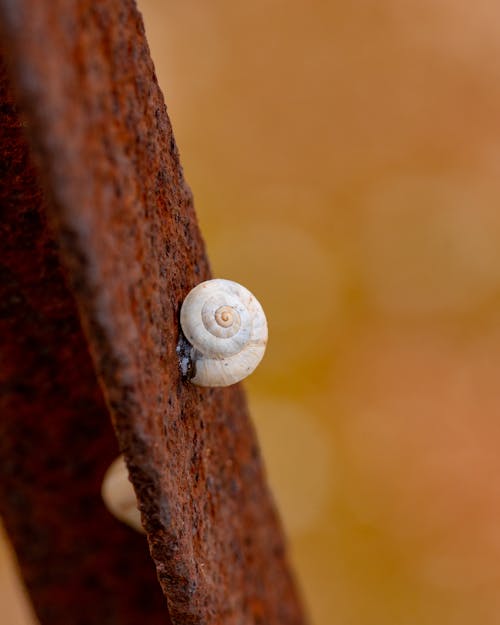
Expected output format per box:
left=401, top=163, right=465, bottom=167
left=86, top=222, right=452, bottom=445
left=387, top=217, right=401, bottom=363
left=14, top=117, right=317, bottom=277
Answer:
left=101, top=456, right=143, bottom=533
left=180, top=278, right=268, bottom=387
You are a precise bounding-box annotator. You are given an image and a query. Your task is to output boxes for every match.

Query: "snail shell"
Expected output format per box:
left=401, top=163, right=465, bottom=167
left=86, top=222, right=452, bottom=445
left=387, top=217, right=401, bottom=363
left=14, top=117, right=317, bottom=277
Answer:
left=101, top=456, right=143, bottom=533
left=180, top=278, right=268, bottom=387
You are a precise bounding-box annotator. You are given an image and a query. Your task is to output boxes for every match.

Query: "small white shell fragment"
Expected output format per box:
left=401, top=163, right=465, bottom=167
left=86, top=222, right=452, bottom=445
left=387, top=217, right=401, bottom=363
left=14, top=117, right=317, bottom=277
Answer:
left=101, top=455, right=143, bottom=533
left=180, top=278, right=268, bottom=387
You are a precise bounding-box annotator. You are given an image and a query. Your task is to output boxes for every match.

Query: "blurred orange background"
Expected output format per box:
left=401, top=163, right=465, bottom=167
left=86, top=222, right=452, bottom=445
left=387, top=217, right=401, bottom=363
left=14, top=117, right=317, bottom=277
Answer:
left=3, top=1, right=500, bottom=623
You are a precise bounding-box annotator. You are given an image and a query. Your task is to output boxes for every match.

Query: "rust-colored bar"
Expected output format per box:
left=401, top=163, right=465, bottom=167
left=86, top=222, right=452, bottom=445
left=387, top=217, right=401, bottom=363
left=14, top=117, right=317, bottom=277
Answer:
left=0, top=58, right=170, bottom=625
left=0, top=1, right=306, bottom=624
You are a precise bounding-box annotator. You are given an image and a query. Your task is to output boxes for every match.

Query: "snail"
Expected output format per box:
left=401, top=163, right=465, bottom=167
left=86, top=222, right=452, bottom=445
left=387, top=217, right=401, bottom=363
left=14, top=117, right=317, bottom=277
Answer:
left=179, top=278, right=268, bottom=387
left=101, top=456, right=143, bottom=533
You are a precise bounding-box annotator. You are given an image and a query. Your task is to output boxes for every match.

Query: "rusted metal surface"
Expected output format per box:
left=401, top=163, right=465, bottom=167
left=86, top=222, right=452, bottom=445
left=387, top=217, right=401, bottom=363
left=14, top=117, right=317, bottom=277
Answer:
left=0, top=1, right=306, bottom=624
left=0, top=59, right=170, bottom=625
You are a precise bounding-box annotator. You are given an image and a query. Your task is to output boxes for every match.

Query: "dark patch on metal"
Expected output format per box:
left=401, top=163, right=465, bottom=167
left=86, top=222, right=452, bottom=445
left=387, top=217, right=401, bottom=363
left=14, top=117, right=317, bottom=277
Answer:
left=0, top=1, right=307, bottom=624
left=176, top=332, right=196, bottom=381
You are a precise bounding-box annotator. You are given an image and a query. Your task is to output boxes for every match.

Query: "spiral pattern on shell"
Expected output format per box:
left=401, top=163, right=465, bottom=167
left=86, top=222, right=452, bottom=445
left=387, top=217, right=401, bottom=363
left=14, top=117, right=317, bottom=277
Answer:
left=180, top=279, right=268, bottom=387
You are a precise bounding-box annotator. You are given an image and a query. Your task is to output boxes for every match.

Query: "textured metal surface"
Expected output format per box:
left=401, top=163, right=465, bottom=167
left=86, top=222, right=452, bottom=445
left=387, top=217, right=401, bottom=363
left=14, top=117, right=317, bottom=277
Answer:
left=0, top=58, right=170, bottom=625
left=0, top=1, right=306, bottom=624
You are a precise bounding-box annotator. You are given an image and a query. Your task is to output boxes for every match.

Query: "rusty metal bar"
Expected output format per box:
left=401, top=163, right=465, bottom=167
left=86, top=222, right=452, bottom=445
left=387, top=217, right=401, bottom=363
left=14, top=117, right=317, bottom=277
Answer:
left=0, top=57, right=170, bottom=625
left=0, top=1, right=306, bottom=624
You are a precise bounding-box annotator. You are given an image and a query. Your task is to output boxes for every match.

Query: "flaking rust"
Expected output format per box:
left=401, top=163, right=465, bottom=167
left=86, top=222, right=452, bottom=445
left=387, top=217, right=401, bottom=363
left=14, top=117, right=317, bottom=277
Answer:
left=0, top=1, right=307, bottom=624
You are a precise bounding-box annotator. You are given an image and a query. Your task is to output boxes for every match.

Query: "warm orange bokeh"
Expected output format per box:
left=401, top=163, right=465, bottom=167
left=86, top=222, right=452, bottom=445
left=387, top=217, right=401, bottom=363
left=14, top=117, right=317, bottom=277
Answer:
left=3, top=2, right=500, bottom=624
